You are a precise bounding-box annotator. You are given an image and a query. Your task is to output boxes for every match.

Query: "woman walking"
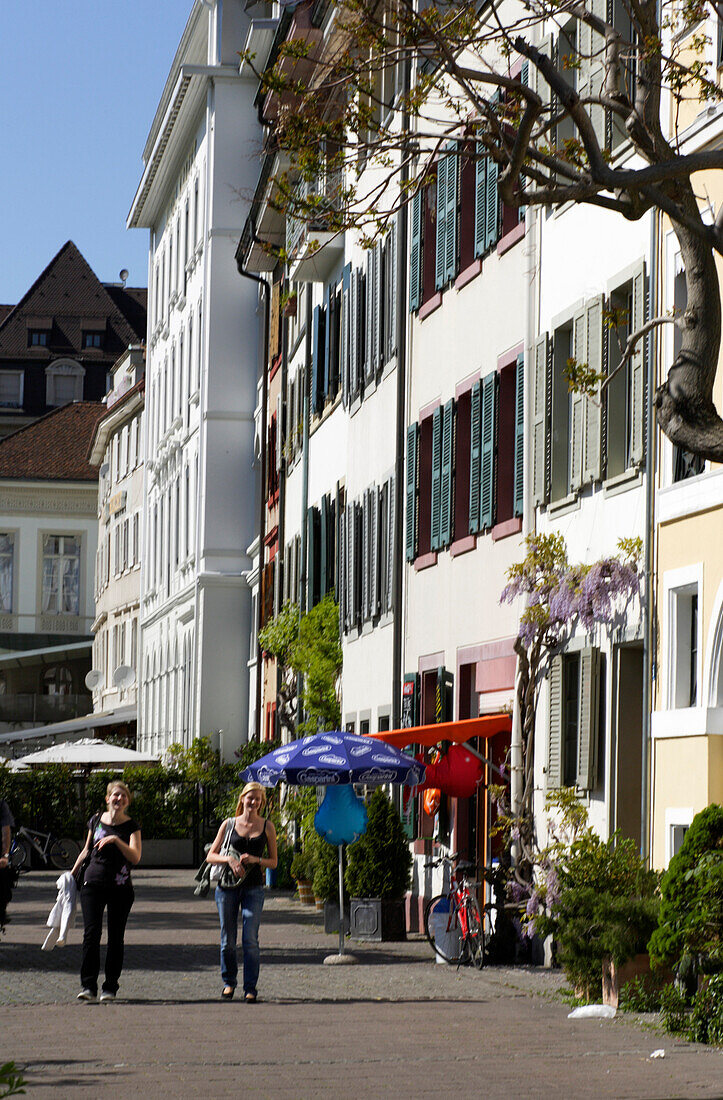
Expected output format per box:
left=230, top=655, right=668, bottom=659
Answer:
left=207, top=781, right=277, bottom=1002
left=71, top=780, right=141, bottom=1002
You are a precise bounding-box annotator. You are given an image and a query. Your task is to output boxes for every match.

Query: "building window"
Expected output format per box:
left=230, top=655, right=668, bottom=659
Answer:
left=45, top=361, right=85, bottom=407
left=28, top=330, right=49, bottom=347
left=82, top=331, right=103, bottom=349
left=547, top=648, right=601, bottom=791
left=41, top=535, right=81, bottom=615
left=0, top=371, right=24, bottom=409
left=606, top=265, right=647, bottom=478
left=0, top=534, right=14, bottom=612
left=670, top=584, right=700, bottom=708
left=42, top=665, right=72, bottom=695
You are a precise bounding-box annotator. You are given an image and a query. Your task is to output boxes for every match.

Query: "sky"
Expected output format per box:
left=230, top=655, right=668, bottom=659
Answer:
left=0, top=1, right=195, bottom=305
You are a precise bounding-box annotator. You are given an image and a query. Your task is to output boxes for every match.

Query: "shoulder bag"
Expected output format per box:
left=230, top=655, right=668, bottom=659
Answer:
left=212, top=819, right=250, bottom=890
left=73, top=813, right=100, bottom=890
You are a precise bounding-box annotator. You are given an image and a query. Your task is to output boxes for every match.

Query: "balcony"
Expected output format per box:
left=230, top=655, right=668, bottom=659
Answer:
left=0, top=693, right=93, bottom=725
left=286, top=174, right=345, bottom=282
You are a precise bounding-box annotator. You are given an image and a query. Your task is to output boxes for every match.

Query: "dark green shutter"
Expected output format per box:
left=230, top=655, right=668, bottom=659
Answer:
left=307, top=506, right=316, bottom=610
left=547, top=655, right=563, bottom=790
left=444, top=154, right=457, bottom=284
left=440, top=399, right=454, bottom=546
left=311, top=305, right=325, bottom=415
left=405, top=424, right=418, bottom=561
left=435, top=156, right=448, bottom=290
left=469, top=380, right=481, bottom=533
left=474, top=144, right=486, bottom=257
left=320, top=494, right=329, bottom=597
left=323, top=284, right=331, bottom=398
left=577, top=647, right=600, bottom=790
left=514, top=353, right=524, bottom=517
left=409, top=188, right=422, bottom=312
left=430, top=406, right=443, bottom=550
left=480, top=371, right=497, bottom=529
left=485, top=156, right=499, bottom=250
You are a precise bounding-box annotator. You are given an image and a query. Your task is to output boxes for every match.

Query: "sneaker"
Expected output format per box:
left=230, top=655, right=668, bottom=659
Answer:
left=99, top=991, right=116, bottom=1003
left=77, top=989, right=96, bottom=1002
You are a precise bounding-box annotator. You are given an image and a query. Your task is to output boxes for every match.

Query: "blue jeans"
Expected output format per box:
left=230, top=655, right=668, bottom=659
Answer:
left=215, top=884, right=265, bottom=994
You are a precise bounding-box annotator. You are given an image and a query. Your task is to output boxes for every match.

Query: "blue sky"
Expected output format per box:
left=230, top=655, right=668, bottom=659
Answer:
left=0, top=1, right=193, bottom=304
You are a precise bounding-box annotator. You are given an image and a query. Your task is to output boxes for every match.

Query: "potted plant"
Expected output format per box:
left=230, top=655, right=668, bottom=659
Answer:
left=290, top=847, right=316, bottom=904
left=345, top=789, right=412, bottom=942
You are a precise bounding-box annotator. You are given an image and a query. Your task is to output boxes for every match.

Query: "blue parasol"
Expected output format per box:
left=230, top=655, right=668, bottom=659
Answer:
left=239, top=730, right=425, bottom=788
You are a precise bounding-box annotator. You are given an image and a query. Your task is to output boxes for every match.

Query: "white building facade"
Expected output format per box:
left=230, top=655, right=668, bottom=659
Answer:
left=128, top=0, right=263, bottom=758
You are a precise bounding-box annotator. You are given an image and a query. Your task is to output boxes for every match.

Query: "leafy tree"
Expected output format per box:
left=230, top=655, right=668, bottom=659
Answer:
left=260, top=594, right=343, bottom=735
left=499, top=533, right=642, bottom=882
left=246, top=0, right=723, bottom=459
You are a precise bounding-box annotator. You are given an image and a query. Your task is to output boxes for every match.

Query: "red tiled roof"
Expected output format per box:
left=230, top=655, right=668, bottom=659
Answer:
left=0, top=401, right=104, bottom=482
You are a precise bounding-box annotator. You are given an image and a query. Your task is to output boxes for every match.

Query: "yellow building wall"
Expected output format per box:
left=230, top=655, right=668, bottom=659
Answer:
left=652, top=735, right=723, bottom=867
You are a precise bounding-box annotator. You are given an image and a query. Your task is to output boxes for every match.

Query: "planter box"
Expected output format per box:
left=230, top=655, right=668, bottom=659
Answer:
left=323, top=900, right=350, bottom=935
left=349, top=897, right=406, bottom=942
left=295, top=879, right=315, bottom=904
left=602, top=953, right=671, bottom=1009
left=142, top=839, right=194, bottom=868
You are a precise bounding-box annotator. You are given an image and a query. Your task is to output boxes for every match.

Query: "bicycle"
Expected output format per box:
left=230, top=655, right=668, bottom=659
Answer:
left=424, top=853, right=487, bottom=969
left=9, top=826, right=80, bottom=872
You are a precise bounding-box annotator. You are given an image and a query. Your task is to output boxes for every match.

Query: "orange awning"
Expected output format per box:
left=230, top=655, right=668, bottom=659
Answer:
left=368, top=713, right=511, bottom=749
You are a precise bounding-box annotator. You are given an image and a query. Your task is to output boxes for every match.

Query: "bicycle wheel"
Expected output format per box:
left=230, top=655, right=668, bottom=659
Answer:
left=49, top=838, right=80, bottom=871
left=9, top=837, right=28, bottom=871
left=464, top=897, right=486, bottom=970
left=424, top=895, right=464, bottom=964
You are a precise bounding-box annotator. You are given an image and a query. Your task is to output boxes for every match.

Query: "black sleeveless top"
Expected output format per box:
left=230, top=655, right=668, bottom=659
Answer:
left=229, top=819, right=268, bottom=889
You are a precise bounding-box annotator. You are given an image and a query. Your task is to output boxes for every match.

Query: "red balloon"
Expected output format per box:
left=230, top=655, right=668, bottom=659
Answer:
left=419, top=743, right=484, bottom=799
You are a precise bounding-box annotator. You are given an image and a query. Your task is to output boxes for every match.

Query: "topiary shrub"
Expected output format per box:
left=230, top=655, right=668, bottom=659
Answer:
left=648, top=803, right=723, bottom=983
left=688, top=974, right=723, bottom=1045
left=344, top=789, right=411, bottom=900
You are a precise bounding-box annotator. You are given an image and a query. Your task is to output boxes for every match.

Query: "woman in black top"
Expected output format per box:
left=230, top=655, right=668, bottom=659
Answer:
left=70, top=780, right=141, bottom=1003
left=206, top=781, right=277, bottom=1002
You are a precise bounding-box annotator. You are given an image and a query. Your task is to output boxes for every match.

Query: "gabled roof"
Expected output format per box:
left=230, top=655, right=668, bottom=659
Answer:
left=0, top=241, right=146, bottom=357
left=0, top=401, right=104, bottom=482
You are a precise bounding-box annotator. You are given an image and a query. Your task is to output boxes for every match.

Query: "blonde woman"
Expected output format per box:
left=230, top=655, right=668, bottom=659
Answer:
left=70, top=780, right=141, bottom=1003
left=206, top=781, right=277, bottom=1002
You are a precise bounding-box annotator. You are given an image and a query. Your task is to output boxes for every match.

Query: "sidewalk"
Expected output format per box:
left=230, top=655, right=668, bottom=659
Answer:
left=1, top=869, right=721, bottom=1097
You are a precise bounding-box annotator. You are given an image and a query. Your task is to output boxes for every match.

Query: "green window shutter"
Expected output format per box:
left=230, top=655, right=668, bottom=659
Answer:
left=480, top=371, right=497, bottom=529
left=307, top=506, right=317, bottom=610
left=341, top=263, right=351, bottom=408
left=440, top=399, right=455, bottom=547
left=409, top=189, right=422, bottom=312
left=311, top=305, right=325, bottom=415
left=469, top=380, right=482, bottom=533
left=485, top=156, right=499, bottom=250
left=547, top=655, right=563, bottom=790
left=576, top=647, right=600, bottom=790
left=387, top=221, right=398, bottom=360
left=532, top=334, right=549, bottom=506
left=320, top=494, right=329, bottom=597
left=578, top=0, right=607, bottom=150
left=569, top=308, right=586, bottom=492
left=583, top=296, right=603, bottom=484
left=370, top=484, right=380, bottom=616
left=474, top=143, right=487, bottom=257
left=435, top=156, right=448, bottom=290
left=405, top=424, right=418, bottom=561
left=430, top=406, right=443, bottom=550
left=444, top=154, right=458, bottom=284
left=514, top=353, right=524, bottom=517
left=323, top=284, right=332, bottom=399
left=361, top=489, right=370, bottom=620
left=629, top=261, right=647, bottom=465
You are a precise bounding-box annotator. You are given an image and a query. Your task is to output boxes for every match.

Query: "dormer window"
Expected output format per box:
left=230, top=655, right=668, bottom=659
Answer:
left=83, top=331, right=103, bottom=349
left=28, top=329, right=49, bottom=347
left=46, top=359, right=85, bottom=407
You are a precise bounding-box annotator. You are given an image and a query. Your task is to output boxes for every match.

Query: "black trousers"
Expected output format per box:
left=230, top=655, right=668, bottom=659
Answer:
left=80, top=883, right=134, bottom=995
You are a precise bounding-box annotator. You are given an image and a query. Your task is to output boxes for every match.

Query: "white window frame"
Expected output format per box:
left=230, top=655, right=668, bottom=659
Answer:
left=0, top=371, right=24, bottom=409
left=665, top=806, right=694, bottom=866
left=45, top=359, right=84, bottom=407
left=664, top=563, right=703, bottom=710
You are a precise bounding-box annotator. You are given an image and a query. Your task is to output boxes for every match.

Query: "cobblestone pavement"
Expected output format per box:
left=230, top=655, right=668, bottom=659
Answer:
left=1, top=869, right=721, bottom=1098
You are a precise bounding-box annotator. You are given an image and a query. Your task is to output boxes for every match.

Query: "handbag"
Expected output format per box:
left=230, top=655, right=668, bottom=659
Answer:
left=211, top=819, right=250, bottom=890
left=73, top=813, right=100, bottom=890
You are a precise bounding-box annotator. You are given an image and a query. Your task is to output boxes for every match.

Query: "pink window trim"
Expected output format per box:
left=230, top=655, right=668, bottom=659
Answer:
left=418, top=292, right=443, bottom=321
left=497, top=342, right=525, bottom=372
left=419, top=398, right=441, bottom=422
left=414, top=551, right=438, bottom=572
left=450, top=535, right=476, bottom=557
left=497, top=221, right=525, bottom=256
left=455, top=372, right=480, bottom=399
left=419, top=651, right=446, bottom=674
left=491, top=516, right=522, bottom=541
left=454, top=259, right=482, bottom=291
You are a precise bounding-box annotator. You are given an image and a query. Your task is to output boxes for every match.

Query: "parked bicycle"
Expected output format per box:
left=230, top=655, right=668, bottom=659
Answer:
left=424, top=853, right=492, bottom=969
left=10, top=826, right=80, bottom=872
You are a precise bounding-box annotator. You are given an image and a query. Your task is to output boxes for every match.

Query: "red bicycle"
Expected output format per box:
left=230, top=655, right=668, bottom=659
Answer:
left=424, top=853, right=486, bottom=969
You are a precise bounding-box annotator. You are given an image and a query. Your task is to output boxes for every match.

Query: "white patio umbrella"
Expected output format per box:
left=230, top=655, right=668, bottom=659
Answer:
left=15, top=737, right=158, bottom=768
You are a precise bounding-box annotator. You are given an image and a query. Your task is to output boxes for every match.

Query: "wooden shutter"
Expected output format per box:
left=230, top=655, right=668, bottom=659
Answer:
left=480, top=371, right=497, bottom=529
left=532, top=334, right=550, bottom=505
left=324, top=285, right=332, bottom=399
left=375, top=240, right=384, bottom=373
left=576, top=647, right=600, bottom=790
left=370, top=484, right=380, bottom=617
left=365, top=250, right=373, bottom=383
left=485, top=155, right=499, bottom=250
left=430, top=406, right=443, bottom=550
left=361, top=490, right=370, bottom=620
left=469, top=380, right=481, bottom=532
left=350, top=269, right=360, bottom=399
left=409, top=188, right=422, bottom=312
left=440, top=399, right=455, bottom=547
left=341, top=263, right=351, bottom=407
left=514, top=353, right=524, bottom=517
left=320, top=494, right=329, bottom=598
left=387, top=221, right=398, bottom=360
left=547, top=654, right=563, bottom=790
left=269, top=281, right=281, bottom=362
left=474, top=144, right=486, bottom=257
left=444, top=153, right=458, bottom=284
left=311, top=305, right=325, bottom=415
left=307, top=506, right=317, bottom=610
left=629, top=261, right=647, bottom=465
left=583, top=296, right=603, bottom=484
left=346, top=502, right=356, bottom=629
left=339, top=505, right=347, bottom=631
left=386, top=474, right=395, bottom=612
left=405, top=423, right=418, bottom=561
left=276, top=393, right=282, bottom=473
left=578, top=2, right=606, bottom=151
left=435, top=155, right=450, bottom=290
left=570, top=309, right=586, bottom=492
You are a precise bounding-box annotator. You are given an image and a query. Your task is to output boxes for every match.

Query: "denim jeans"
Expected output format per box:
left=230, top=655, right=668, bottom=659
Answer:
left=215, top=884, right=264, bottom=994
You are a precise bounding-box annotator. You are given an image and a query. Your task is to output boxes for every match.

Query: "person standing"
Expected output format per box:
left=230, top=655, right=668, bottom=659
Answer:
left=71, top=781, right=141, bottom=1002
left=0, top=794, right=14, bottom=928
left=206, top=781, right=277, bottom=1002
